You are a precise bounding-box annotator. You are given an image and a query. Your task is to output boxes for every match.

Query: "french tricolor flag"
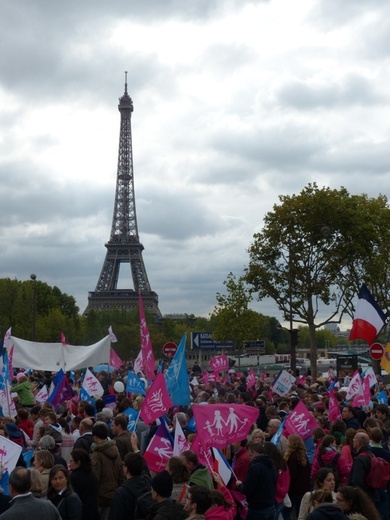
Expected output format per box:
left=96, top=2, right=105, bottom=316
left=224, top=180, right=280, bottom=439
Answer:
left=349, top=284, right=386, bottom=345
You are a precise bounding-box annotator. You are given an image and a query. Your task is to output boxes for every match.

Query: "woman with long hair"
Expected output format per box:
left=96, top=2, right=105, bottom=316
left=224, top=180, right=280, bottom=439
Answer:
left=283, top=434, right=311, bottom=520
left=310, top=435, right=350, bottom=487
left=336, top=486, right=381, bottom=520
left=33, top=449, right=54, bottom=497
left=47, top=464, right=82, bottom=520
left=69, top=449, right=100, bottom=520
left=340, top=429, right=356, bottom=469
left=298, top=469, right=336, bottom=520
left=167, top=456, right=190, bottom=504
left=264, top=442, right=290, bottom=520
left=306, top=490, right=346, bottom=520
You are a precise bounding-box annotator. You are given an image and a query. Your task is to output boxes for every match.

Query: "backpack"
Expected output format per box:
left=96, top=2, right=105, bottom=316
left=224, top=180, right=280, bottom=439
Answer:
left=359, top=452, right=390, bottom=489
left=134, top=490, right=153, bottom=519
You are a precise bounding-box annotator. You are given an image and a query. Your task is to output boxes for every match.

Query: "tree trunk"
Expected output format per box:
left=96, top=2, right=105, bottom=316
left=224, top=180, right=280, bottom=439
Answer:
left=309, top=323, right=318, bottom=380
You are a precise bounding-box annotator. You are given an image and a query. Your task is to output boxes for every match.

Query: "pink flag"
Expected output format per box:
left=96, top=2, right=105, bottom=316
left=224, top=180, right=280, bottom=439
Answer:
left=202, top=371, right=216, bottom=383
left=139, top=293, right=156, bottom=382
left=190, top=433, right=213, bottom=469
left=60, top=332, right=67, bottom=345
left=296, top=375, right=306, bottom=386
left=328, top=388, right=341, bottom=422
left=110, top=348, right=123, bottom=370
left=362, top=376, right=372, bottom=406
left=210, top=354, right=229, bottom=372
left=268, top=389, right=274, bottom=403
left=346, top=371, right=363, bottom=401
left=143, top=422, right=173, bottom=472
left=246, top=368, right=256, bottom=390
left=262, top=370, right=267, bottom=382
left=284, top=400, right=318, bottom=440
left=140, top=372, right=173, bottom=425
left=212, top=371, right=222, bottom=383
left=192, top=404, right=259, bottom=448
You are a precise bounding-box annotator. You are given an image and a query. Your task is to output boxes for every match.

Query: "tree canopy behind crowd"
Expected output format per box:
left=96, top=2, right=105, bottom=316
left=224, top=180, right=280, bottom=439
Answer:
left=244, top=184, right=390, bottom=378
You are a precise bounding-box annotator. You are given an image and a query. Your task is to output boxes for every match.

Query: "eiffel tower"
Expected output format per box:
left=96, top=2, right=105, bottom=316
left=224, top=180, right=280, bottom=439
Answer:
left=85, top=74, right=161, bottom=317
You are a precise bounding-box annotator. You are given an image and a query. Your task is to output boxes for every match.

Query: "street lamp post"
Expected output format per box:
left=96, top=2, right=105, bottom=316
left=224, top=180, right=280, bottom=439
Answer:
left=30, top=273, right=37, bottom=341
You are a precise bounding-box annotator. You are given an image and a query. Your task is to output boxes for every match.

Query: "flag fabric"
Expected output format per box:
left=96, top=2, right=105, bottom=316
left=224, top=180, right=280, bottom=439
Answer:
left=82, top=368, right=104, bottom=398
left=0, top=437, right=22, bottom=474
left=346, top=371, right=363, bottom=401
left=246, top=368, right=256, bottom=390
left=380, top=325, right=390, bottom=374
left=173, top=420, right=191, bottom=456
left=377, top=390, right=388, bottom=404
left=140, top=372, right=173, bottom=425
left=108, top=326, right=118, bottom=343
left=3, top=328, right=11, bottom=351
left=126, top=371, right=146, bottom=396
left=1, top=352, right=10, bottom=386
left=35, top=385, right=49, bottom=404
left=0, top=382, right=17, bottom=418
left=22, top=449, right=35, bottom=468
left=271, top=417, right=286, bottom=446
left=110, top=348, right=123, bottom=370
left=79, top=387, right=97, bottom=413
left=296, top=375, right=306, bottom=386
left=328, top=388, right=341, bottom=422
left=133, top=350, right=143, bottom=375
left=143, top=421, right=173, bottom=473
left=349, top=283, right=386, bottom=344
left=210, top=355, right=229, bottom=372
left=190, top=433, right=213, bottom=469
left=192, top=404, right=259, bottom=448
left=102, top=394, right=117, bottom=410
left=139, top=293, right=156, bottom=382
left=261, top=370, right=267, bottom=382
left=47, top=371, right=74, bottom=409
left=165, top=334, right=190, bottom=406
left=284, top=401, right=318, bottom=440
left=60, top=332, right=67, bottom=345
left=123, top=407, right=140, bottom=432
left=363, top=367, right=377, bottom=388
left=272, top=370, right=296, bottom=397
left=211, top=448, right=232, bottom=485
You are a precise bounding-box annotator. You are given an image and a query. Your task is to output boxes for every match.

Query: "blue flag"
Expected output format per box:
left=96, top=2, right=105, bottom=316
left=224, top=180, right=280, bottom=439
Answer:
left=377, top=390, right=388, bottom=404
left=79, top=387, right=97, bottom=413
left=126, top=371, right=146, bottom=396
left=123, top=407, right=140, bottom=431
left=271, top=416, right=286, bottom=446
left=164, top=334, right=190, bottom=406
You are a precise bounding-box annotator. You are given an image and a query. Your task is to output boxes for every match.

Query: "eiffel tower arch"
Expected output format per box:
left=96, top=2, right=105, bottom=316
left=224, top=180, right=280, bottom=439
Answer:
left=84, top=75, right=161, bottom=317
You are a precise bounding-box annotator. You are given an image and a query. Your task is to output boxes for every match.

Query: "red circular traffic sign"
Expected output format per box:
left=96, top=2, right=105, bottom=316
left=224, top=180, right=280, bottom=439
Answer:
left=369, top=342, right=385, bottom=360
left=163, top=342, right=177, bottom=358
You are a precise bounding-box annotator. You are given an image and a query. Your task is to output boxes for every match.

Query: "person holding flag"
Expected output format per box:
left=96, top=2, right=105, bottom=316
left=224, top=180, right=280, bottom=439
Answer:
left=235, top=442, right=277, bottom=520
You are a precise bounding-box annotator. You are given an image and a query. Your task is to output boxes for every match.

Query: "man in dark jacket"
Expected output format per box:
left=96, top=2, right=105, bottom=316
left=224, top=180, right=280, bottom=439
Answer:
left=108, top=452, right=151, bottom=520
left=147, top=470, right=187, bottom=520
left=348, top=432, right=379, bottom=503
left=341, top=405, right=361, bottom=430
left=236, top=442, right=277, bottom=520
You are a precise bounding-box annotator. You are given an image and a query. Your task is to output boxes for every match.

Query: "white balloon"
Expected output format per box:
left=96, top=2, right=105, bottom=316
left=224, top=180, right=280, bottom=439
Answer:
left=114, top=381, right=125, bottom=393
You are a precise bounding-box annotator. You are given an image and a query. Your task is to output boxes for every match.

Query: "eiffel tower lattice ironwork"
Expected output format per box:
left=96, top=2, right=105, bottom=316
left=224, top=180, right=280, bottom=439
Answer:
left=85, top=75, right=161, bottom=317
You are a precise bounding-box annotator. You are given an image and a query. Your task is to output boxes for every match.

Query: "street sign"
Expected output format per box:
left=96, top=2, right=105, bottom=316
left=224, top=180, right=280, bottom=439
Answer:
left=244, top=340, right=266, bottom=354
left=163, top=342, right=177, bottom=358
left=370, top=342, right=385, bottom=360
left=191, top=332, right=234, bottom=350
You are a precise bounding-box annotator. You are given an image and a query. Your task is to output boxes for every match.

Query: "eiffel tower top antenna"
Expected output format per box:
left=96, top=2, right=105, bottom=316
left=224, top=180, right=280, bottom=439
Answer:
left=124, top=71, right=128, bottom=94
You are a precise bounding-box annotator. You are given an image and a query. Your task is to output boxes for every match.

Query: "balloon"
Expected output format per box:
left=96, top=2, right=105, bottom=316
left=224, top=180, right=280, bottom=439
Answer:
left=113, top=381, right=125, bottom=393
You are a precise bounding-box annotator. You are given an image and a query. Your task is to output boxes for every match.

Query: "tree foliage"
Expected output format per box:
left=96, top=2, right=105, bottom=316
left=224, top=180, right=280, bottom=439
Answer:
left=244, top=184, right=390, bottom=377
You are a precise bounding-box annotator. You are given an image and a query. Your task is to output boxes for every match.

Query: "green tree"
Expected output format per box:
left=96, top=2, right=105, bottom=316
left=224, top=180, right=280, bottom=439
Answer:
left=245, top=184, right=390, bottom=378
left=210, top=272, right=271, bottom=358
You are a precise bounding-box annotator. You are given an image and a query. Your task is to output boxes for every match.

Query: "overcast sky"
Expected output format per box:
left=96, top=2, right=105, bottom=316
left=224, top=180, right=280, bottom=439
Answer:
left=1, top=0, right=389, bottom=329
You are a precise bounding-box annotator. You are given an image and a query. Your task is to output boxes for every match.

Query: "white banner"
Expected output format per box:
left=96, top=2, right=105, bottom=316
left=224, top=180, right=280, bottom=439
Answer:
left=9, top=335, right=111, bottom=371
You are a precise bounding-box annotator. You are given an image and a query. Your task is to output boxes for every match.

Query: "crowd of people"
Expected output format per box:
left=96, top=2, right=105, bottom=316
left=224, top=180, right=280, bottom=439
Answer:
left=0, top=362, right=389, bottom=520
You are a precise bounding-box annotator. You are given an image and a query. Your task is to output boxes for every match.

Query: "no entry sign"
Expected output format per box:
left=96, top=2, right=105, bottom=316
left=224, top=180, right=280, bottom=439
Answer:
left=369, top=342, right=385, bottom=360
left=163, top=341, right=177, bottom=358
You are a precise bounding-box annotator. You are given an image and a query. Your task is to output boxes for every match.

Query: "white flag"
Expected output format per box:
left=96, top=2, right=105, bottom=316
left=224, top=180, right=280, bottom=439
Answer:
left=35, top=385, right=49, bottom=404
left=133, top=350, right=144, bottom=375
left=82, top=368, right=104, bottom=398
left=0, top=436, right=23, bottom=474
left=173, top=420, right=190, bottom=456
left=346, top=371, right=363, bottom=400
